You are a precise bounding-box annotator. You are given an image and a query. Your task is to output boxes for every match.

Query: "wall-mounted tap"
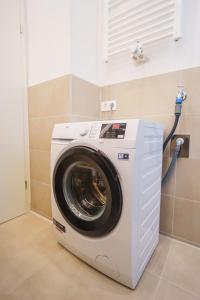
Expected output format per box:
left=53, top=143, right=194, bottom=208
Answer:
left=131, top=41, right=144, bottom=62
left=175, top=87, right=187, bottom=115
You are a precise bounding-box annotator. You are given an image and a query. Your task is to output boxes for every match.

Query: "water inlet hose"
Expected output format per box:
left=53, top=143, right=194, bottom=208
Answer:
left=163, top=114, right=180, bottom=152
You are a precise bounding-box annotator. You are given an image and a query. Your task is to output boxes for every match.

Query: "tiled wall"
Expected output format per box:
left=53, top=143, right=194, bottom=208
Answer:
left=28, top=75, right=100, bottom=218
left=70, top=75, right=101, bottom=122
left=28, top=67, right=200, bottom=247
left=101, top=66, right=200, bottom=247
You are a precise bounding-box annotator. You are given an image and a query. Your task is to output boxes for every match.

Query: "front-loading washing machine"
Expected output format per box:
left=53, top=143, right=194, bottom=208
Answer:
left=51, top=119, right=163, bottom=289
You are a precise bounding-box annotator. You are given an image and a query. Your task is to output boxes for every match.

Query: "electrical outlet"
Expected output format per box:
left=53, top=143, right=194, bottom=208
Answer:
left=101, top=100, right=117, bottom=112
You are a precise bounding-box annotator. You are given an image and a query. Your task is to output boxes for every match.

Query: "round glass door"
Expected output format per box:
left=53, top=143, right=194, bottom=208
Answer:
left=62, top=161, right=109, bottom=221
left=53, top=146, right=122, bottom=237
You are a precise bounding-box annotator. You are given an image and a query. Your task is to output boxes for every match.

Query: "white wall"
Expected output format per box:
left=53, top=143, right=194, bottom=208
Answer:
left=26, top=0, right=100, bottom=87
left=100, top=0, right=200, bottom=86
left=70, top=0, right=99, bottom=85
left=26, top=0, right=70, bottom=86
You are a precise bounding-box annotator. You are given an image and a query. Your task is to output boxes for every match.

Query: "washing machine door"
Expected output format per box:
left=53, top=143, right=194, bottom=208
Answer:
left=53, top=146, right=122, bottom=237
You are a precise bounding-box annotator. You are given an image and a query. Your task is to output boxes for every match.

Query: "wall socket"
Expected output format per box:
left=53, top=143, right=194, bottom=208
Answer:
left=101, top=100, right=117, bottom=112
left=170, top=134, right=190, bottom=158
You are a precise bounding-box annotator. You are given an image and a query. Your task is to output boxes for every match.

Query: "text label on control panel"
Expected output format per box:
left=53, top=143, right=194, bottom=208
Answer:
left=100, top=123, right=126, bottom=139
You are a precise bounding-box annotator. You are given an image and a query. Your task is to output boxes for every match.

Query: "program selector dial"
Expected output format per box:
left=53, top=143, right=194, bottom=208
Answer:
left=79, top=128, right=89, bottom=136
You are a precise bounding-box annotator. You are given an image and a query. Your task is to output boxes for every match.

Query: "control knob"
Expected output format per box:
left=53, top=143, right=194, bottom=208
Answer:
left=80, top=128, right=89, bottom=136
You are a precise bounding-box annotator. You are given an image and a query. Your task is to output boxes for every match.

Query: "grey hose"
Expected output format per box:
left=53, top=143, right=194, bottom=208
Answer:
left=163, top=115, right=180, bottom=152
left=162, top=138, right=184, bottom=185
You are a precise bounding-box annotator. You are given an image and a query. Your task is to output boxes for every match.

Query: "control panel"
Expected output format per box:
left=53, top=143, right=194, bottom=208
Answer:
left=99, top=123, right=126, bottom=139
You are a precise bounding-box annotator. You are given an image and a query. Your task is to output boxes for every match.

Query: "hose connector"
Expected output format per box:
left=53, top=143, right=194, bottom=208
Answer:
left=162, top=137, right=184, bottom=185
left=175, top=88, right=187, bottom=116
left=175, top=137, right=184, bottom=152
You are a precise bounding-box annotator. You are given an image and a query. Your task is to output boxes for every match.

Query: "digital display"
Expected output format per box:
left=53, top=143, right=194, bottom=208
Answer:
left=99, top=123, right=126, bottom=139
left=112, top=123, right=120, bottom=129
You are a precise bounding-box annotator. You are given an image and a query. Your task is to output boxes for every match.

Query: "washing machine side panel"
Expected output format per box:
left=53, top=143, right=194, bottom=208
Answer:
left=131, top=121, right=163, bottom=287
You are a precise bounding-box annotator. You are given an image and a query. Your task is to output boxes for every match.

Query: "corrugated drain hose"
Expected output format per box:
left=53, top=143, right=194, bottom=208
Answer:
left=162, top=138, right=184, bottom=185
left=162, top=88, right=187, bottom=185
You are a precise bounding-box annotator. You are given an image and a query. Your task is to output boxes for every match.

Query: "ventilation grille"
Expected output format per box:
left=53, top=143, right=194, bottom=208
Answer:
left=104, top=0, right=182, bottom=61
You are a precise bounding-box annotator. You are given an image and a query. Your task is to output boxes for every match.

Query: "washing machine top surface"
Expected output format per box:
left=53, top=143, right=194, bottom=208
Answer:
left=52, top=119, right=144, bottom=145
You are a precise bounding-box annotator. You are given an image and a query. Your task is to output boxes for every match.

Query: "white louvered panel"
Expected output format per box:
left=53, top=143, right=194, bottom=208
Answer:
left=104, top=0, right=182, bottom=61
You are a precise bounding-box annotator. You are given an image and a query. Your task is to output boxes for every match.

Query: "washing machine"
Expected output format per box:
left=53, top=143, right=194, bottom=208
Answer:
left=51, top=119, right=163, bottom=289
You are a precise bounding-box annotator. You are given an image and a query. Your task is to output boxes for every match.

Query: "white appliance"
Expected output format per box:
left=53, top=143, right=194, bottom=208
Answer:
left=51, top=119, right=163, bottom=289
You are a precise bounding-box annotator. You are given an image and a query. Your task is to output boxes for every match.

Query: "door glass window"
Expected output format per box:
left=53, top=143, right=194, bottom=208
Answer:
left=62, top=161, right=109, bottom=221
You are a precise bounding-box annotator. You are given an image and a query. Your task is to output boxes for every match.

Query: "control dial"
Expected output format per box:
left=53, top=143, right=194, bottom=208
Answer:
left=80, top=128, right=89, bottom=136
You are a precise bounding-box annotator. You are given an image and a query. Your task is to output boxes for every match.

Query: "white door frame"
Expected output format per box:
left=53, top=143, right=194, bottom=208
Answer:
left=19, top=0, right=31, bottom=211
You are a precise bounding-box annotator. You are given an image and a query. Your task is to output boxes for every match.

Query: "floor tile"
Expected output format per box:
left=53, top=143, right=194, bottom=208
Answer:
left=1, top=212, right=200, bottom=300
left=9, top=260, right=160, bottom=300
left=0, top=236, right=49, bottom=294
left=162, top=239, right=200, bottom=297
left=155, top=279, right=200, bottom=300
left=146, top=235, right=172, bottom=276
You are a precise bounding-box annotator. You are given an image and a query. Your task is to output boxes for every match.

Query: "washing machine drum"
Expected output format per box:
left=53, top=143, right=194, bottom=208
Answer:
left=53, top=146, right=122, bottom=237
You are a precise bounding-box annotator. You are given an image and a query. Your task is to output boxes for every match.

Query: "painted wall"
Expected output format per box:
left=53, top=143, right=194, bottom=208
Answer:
left=70, top=0, right=100, bottom=85
left=26, top=0, right=100, bottom=87
left=26, top=0, right=70, bottom=87
left=100, top=0, right=200, bottom=86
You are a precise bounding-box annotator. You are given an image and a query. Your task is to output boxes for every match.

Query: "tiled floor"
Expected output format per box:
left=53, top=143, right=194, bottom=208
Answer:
left=1, top=213, right=200, bottom=300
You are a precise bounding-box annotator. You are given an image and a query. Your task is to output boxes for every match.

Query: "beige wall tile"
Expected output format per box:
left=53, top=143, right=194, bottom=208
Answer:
left=163, top=238, right=200, bottom=296
left=30, top=150, right=50, bottom=184
left=70, top=114, right=99, bottom=122
left=71, top=75, right=100, bottom=118
left=31, top=180, right=52, bottom=219
left=162, top=156, right=176, bottom=195
left=160, top=194, right=174, bottom=235
left=101, top=67, right=200, bottom=247
left=28, top=75, right=70, bottom=118
left=179, top=115, right=200, bottom=159
left=142, top=71, right=181, bottom=115
left=28, top=76, right=71, bottom=219
left=173, top=197, right=200, bottom=245
left=102, top=78, right=144, bottom=119
left=29, top=115, right=69, bottom=151
left=101, top=72, right=183, bottom=122
left=28, top=67, right=200, bottom=247
left=176, top=159, right=200, bottom=202
left=180, top=67, right=200, bottom=115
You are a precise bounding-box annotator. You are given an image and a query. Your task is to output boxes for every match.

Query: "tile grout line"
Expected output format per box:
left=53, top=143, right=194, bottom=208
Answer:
left=30, top=210, right=52, bottom=223
left=31, top=179, right=50, bottom=187
left=148, top=272, right=162, bottom=300
left=161, top=276, right=200, bottom=299
left=170, top=233, right=200, bottom=249
left=30, top=149, right=50, bottom=153
left=29, top=114, right=70, bottom=120
left=150, top=236, right=174, bottom=299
